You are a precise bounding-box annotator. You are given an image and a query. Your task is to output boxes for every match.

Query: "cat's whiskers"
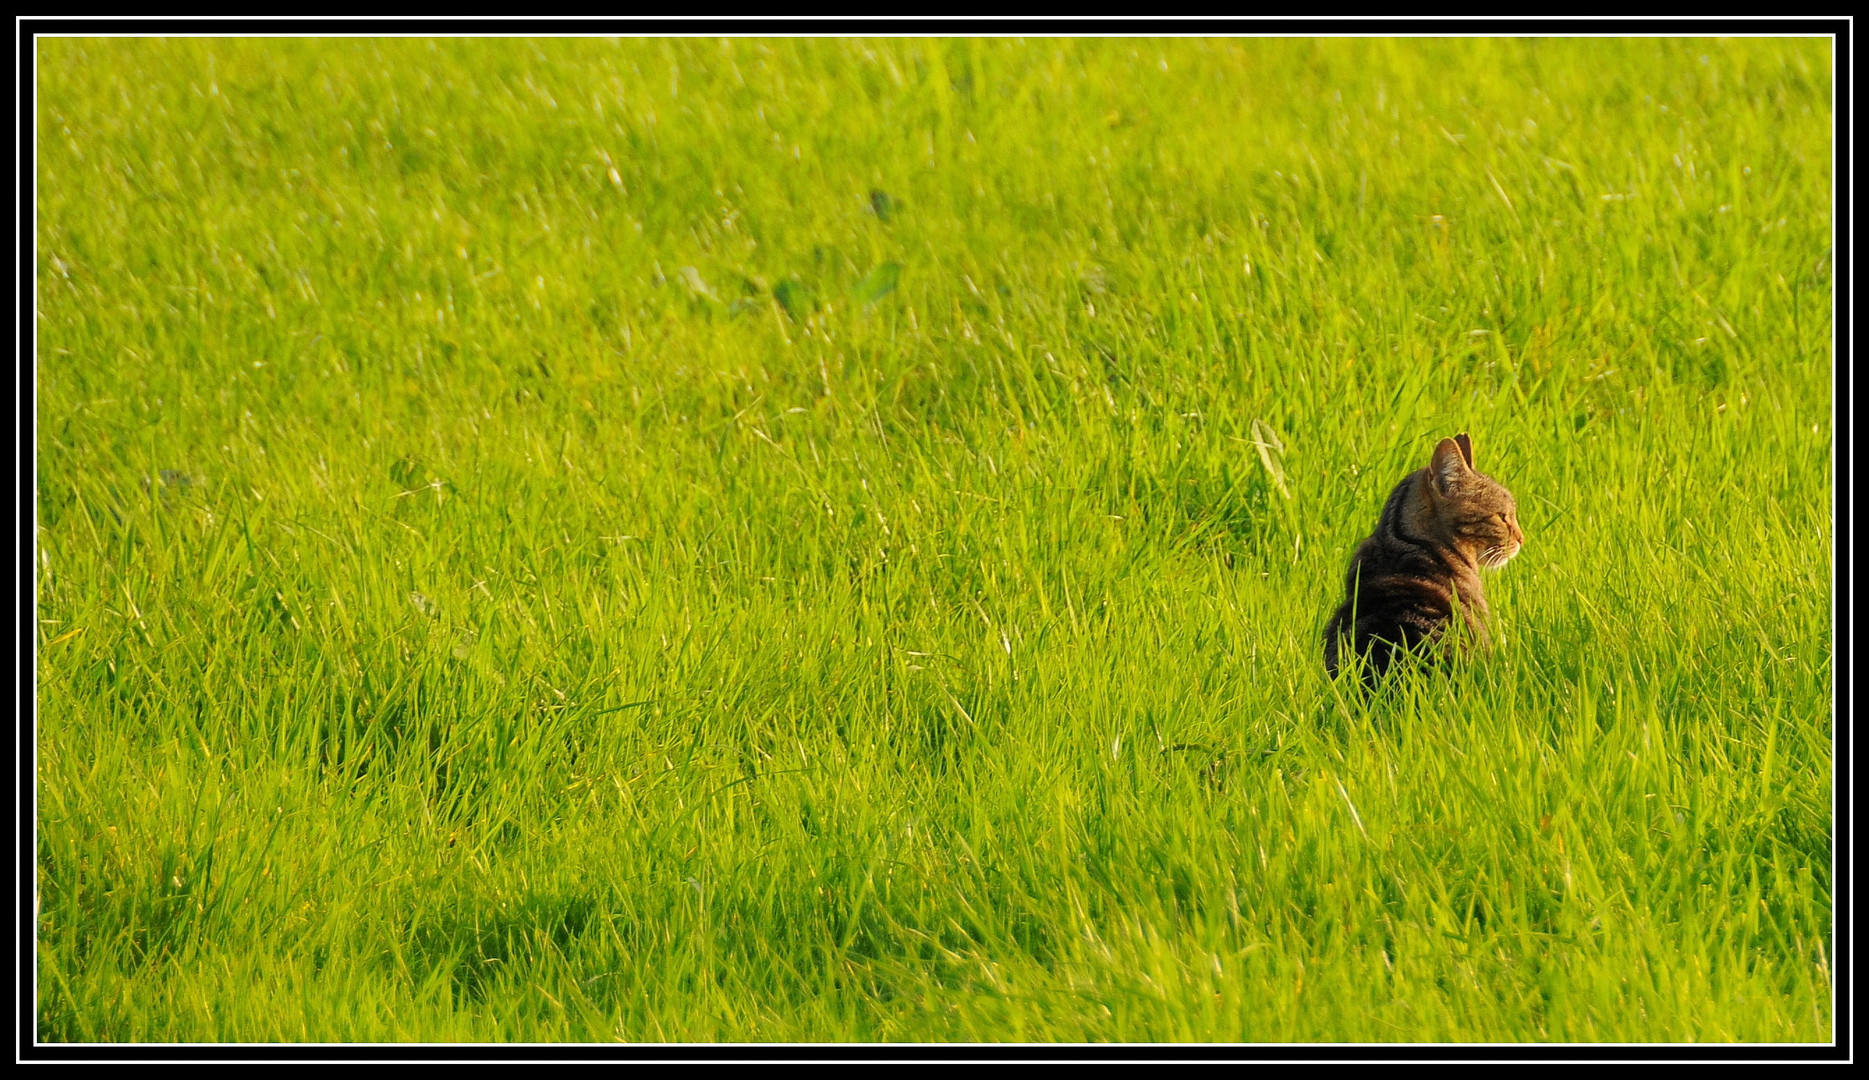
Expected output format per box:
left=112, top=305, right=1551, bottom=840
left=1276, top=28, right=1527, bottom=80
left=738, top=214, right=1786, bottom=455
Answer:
left=1481, top=544, right=1520, bottom=569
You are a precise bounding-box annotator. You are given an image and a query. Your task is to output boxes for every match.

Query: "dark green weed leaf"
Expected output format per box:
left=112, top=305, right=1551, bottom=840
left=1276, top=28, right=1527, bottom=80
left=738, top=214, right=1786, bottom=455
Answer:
left=773, top=279, right=815, bottom=322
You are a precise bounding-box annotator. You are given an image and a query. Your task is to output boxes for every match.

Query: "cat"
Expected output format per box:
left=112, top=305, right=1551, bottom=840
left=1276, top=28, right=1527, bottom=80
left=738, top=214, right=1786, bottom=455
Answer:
left=1323, top=433, right=1524, bottom=684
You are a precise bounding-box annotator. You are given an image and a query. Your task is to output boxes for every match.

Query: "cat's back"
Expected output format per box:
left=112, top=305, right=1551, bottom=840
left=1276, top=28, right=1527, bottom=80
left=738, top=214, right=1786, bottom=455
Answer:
left=1323, top=470, right=1464, bottom=661
left=1347, top=469, right=1460, bottom=588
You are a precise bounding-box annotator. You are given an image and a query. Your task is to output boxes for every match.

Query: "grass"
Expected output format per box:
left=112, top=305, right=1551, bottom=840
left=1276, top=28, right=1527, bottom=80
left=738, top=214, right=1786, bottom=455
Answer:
left=34, top=36, right=1833, bottom=1043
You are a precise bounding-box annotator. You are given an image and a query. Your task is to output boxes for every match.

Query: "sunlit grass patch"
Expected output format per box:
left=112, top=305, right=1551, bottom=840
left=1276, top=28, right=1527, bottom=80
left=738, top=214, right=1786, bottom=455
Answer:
left=36, top=36, right=1832, bottom=1042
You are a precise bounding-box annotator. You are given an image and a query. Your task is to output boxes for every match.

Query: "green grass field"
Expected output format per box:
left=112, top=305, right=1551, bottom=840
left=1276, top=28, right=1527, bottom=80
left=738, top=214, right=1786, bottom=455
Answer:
left=35, top=37, right=1833, bottom=1043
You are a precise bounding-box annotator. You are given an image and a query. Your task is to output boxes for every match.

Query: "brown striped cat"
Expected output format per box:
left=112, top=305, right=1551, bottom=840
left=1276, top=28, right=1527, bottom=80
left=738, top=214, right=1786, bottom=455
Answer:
left=1323, top=433, right=1524, bottom=684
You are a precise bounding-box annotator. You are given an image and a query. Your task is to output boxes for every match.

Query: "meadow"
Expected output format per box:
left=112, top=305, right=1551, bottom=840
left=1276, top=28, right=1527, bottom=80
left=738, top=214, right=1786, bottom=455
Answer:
left=35, top=37, right=1833, bottom=1042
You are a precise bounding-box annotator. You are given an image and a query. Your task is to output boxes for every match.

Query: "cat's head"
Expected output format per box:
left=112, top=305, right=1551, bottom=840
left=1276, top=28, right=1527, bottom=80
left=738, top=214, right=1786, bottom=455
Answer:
left=1424, top=433, right=1523, bottom=569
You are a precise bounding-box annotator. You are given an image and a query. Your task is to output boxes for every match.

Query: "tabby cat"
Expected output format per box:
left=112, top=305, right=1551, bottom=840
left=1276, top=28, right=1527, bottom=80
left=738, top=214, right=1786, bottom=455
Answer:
left=1323, top=433, right=1524, bottom=683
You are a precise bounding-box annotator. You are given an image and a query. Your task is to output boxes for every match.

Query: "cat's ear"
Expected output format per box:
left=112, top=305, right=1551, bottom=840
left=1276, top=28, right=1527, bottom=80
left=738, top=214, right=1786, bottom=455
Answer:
left=1431, top=437, right=1471, bottom=493
left=1454, top=432, right=1474, bottom=469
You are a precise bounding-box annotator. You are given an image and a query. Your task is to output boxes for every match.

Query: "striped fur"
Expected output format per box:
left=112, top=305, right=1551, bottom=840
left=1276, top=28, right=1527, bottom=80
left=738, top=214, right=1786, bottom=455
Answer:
left=1323, top=433, right=1523, bottom=684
